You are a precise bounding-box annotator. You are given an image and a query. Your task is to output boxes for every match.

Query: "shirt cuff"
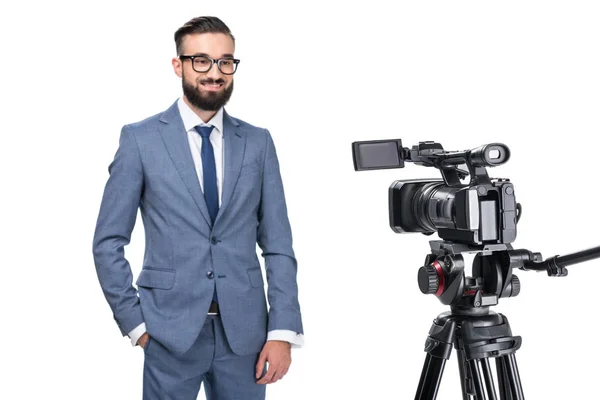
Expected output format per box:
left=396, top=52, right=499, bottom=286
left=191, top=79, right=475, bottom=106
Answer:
left=267, top=330, right=304, bottom=348
left=128, top=322, right=146, bottom=347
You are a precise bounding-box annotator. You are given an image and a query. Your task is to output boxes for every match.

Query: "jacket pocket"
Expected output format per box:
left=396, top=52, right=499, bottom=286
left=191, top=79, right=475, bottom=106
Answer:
left=247, top=267, right=264, bottom=287
left=136, top=268, right=175, bottom=290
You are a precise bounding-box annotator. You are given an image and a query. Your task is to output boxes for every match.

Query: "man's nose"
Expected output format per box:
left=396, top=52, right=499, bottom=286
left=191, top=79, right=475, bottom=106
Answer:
left=207, top=62, right=223, bottom=80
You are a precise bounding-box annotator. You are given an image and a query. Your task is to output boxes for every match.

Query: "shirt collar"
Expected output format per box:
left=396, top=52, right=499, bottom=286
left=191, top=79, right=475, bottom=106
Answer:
left=177, top=97, right=224, bottom=135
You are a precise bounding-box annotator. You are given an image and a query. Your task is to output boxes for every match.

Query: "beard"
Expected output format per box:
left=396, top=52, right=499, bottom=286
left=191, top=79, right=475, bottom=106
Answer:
left=182, top=73, right=234, bottom=111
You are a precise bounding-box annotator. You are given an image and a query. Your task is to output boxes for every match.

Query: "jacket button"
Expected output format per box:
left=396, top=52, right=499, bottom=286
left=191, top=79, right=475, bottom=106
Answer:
left=207, top=271, right=214, bottom=279
left=210, top=237, right=218, bottom=244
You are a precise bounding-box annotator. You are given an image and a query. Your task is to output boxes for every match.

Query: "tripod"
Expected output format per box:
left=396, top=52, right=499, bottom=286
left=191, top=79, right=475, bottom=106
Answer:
left=414, top=242, right=600, bottom=400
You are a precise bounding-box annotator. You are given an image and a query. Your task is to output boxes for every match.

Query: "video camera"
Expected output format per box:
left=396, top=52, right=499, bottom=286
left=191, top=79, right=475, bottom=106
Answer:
left=352, top=139, right=518, bottom=246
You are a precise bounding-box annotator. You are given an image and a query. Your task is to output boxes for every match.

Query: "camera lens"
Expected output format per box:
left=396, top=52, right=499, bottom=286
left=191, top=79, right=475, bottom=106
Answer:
left=413, top=183, right=458, bottom=232
left=389, top=179, right=458, bottom=234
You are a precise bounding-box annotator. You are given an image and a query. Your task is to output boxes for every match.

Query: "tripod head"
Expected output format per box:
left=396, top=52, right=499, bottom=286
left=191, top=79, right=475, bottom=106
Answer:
left=420, top=240, right=600, bottom=313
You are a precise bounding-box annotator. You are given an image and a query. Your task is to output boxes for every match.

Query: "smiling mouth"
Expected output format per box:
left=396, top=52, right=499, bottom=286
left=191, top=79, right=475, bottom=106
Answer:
left=200, top=82, right=224, bottom=91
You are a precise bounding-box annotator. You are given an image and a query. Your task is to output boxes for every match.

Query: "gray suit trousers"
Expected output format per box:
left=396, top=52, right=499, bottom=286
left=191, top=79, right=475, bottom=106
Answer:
left=143, top=315, right=266, bottom=400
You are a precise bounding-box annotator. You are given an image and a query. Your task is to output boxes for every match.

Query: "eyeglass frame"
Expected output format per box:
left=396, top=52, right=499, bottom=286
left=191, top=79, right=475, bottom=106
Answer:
left=178, top=55, right=241, bottom=75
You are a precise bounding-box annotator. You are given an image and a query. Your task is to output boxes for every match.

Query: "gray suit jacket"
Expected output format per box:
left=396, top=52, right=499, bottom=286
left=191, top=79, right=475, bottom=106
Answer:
left=92, top=100, right=303, bottom=355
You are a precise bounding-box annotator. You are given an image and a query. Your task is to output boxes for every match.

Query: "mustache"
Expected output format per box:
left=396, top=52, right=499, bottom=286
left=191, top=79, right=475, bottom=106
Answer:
left=199, top=78, right=226, bottom=85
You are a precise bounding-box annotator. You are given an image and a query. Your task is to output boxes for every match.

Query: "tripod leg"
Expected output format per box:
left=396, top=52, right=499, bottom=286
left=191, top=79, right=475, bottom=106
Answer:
left=415, top=316, right=457, bottom=400
left=480, top=358, right=498, bottom=400
left=415, top=353, right=447, bottom=400
left=456, top=350, right=472, bottom=400
left=468, top=360, right=488, bottom=400
left=504, top=354, right=525, bottom=400
left=496, top=357, right=512, bottom=400
left=468, top=359, right=503, bottom=400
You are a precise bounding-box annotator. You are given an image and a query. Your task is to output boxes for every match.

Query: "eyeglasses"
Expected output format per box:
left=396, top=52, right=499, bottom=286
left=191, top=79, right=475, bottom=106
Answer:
left=179, top=55, right=240, bottom=75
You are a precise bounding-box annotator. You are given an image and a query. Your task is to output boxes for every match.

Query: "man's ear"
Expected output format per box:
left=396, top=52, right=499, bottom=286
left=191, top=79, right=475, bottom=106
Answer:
left=172, top=57, right=182, bottom=78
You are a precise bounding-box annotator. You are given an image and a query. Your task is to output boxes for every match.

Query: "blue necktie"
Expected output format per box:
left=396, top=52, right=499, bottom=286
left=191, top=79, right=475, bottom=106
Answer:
left=194, top=125, right=219, bottom=224
left=194, top=125, right=219, bottom=304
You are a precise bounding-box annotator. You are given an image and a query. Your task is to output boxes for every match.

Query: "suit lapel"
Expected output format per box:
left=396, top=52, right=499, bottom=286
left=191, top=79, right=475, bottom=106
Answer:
left=215, top=110, right=245, bottom=226
left=158, top=101, right=213, bottom=227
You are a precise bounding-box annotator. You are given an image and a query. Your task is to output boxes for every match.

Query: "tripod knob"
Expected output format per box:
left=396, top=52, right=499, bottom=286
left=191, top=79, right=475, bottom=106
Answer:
left=510, top=275, right=521, bottom=297
left=418, top=265, right=440, bottom=295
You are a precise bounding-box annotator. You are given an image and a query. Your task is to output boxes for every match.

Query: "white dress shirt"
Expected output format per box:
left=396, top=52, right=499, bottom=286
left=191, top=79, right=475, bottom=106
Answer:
left=128, top=98, right=304, bottom=348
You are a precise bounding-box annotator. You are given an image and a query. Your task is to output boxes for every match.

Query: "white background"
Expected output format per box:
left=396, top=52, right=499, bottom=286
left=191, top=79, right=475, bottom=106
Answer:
left=2, top=1, right=599, bottom=399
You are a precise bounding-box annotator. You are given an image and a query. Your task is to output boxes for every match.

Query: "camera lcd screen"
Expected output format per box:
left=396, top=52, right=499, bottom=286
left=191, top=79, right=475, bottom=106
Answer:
left=352, top=140, right=404, bottom=171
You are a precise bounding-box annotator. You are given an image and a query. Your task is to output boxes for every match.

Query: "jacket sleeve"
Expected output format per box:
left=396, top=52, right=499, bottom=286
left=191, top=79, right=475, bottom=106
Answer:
left=92, top=125, right=145, bottom=336
left=256, top=129, right=303, bottom=334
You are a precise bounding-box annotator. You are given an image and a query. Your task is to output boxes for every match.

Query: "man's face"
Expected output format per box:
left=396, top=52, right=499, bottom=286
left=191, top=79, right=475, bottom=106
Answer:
left=173, top=33, right=235, bottom=111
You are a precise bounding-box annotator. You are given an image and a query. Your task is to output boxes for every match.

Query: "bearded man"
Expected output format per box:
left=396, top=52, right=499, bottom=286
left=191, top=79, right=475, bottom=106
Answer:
left=92, top=15, right=304, bottom=400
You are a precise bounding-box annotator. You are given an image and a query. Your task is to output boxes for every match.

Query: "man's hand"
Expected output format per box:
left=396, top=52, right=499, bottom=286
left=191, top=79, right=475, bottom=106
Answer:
left=137, top=332, right=150, bottom=349
left=255, top=340, right=291, bottom=384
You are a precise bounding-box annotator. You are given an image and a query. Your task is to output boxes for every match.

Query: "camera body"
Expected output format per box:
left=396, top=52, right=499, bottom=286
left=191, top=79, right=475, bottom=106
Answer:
left=353, top=139, right=518, bottom=246
left=390, top=177, right=517, bottom=245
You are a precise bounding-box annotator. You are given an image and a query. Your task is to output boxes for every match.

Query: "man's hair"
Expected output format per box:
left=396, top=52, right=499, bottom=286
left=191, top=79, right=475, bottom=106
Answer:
left=174, top=16, right=235, bottom=55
